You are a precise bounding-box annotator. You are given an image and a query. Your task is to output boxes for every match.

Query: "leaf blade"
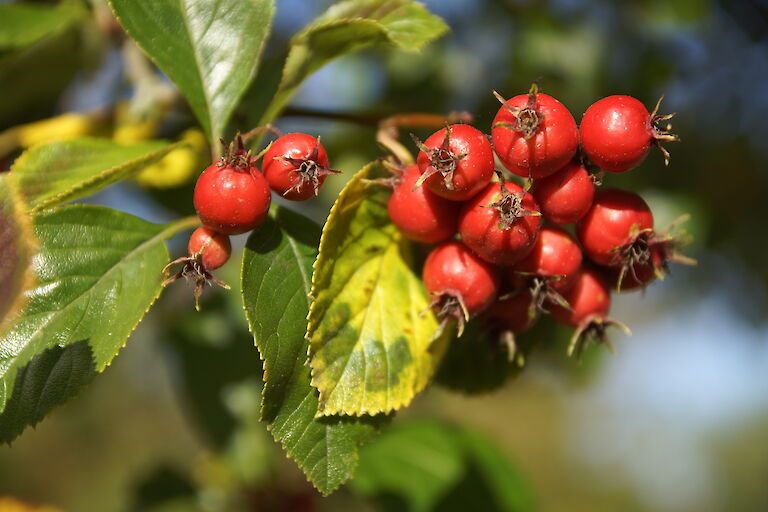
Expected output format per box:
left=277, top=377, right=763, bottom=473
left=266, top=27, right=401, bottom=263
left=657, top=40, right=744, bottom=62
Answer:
left=307, top=162, right=450, bottom=417
left=242, top=206, right=382, bottom=495
left=110, top=0, right=276, bottom=140
left=11, top=138, right=179, bottom=212
left=0, top=205, right=173, bottom=443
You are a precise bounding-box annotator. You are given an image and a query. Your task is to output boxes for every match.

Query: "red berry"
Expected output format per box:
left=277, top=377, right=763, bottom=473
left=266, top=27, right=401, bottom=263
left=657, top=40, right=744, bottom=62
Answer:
left=492, top=86, right=579, bottom=179
left=423, top=241, right=500, bottom=323
left=577, top=188, right=654, bottom=267
left=580, top=95, right=678, bottom=173
left=458, top=181, right=542, bottom=265
left=387, top=165, right=459, bottom=243
left=415, top=124, right=494, bottom=201
left=550, top=267, right=611, bottom=328
left=187, top=227, right=231, bottom=270
left=484, top=291, right=537, bottom=333
left=262, top=133, right=340, bottom=201
left=531, top=159, right=595, bottom=225
left=194, top=139, right=271, bottom=235
left=509, top=226, right=582, bottom=294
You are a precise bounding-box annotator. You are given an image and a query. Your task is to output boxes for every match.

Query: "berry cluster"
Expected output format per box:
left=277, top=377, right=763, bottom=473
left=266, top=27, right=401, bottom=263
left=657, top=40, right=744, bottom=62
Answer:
left=164, top=132, right=339, bottom=307
left=387, top=85, right=687, bottom=357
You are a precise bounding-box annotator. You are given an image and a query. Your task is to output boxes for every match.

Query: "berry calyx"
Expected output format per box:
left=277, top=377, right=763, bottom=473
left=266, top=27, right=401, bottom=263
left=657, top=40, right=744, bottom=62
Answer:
left=386, top=164, right=459, bottom=243
left=492, top=84, right=579, bottom=179
left=484, top=290, right=537, bottom=364
left=187, top=226, right=231, bottom=270
left=577, top=188, right=654, bottom=270
left=580, top=95, right=679, bottom=173
left=550, top=267, right=630, bottom=357
left=163, top=227, right=231, bottom=311
left=509, top=226, right=582, bottom=311
left=423, top=241, right=500, bottom=335
left=193, top=137, right=271, bottom=235
left=413, top=124, right=494, bottom=201
left=458, top=179, right=542, bottom=265
left=262, top=133, right=341, bottom=201
left=531, top=159, right=596, bottom=225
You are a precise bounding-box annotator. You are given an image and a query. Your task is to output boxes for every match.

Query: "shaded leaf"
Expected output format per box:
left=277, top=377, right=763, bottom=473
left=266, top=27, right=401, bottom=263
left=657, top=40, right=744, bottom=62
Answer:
left=12, top=138, right=178, bottom=212
left=0, top=3, right=84, bottom=53
left=0, top=206, right=176, bottom=443
left=242, top=206, right=383, bottom=495
left=308, top=162, right=450, bottom=416
left=0, top=176, right=34, bottom=336
left=352, top=419, right=535, bottom=512
left=259, top=0, right=448, bottom=125
left=110, top=0, right=276, bottom=140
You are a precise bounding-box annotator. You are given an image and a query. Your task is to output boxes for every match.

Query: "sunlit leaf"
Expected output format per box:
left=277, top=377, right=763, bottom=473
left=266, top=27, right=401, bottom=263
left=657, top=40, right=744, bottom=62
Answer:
left=12, top=138, right=178, bottom=212
left=0, top=206, right=177, bottom=443
left=110, top=0, right=276, bottom=140
left=242, top=207, right=383, bottom=495
left=0, top=176, right=34, bottom=335
left=308, top=162, right=450, bottom=416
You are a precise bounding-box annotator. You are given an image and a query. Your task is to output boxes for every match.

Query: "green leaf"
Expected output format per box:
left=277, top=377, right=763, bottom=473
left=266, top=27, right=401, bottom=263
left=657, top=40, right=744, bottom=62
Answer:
left=259, top=0, right=448, bottom=125
left=308, top=162, right=450, bottom=416
left=109, top=0, right=276, bottom=141
left=0, top=206, right=176, bottom=443
left=0, top=3, right=84, bottom=54
left=11, top=138, right=178, bottom=212
left=352, top=419, right=535, bottom=512
left=242, top=206, right=383, bottom=495
left=0, top=176, right=34, bottom=335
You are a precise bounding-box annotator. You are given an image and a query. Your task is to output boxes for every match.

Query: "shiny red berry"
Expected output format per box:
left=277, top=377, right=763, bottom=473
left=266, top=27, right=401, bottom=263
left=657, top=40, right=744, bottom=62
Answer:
left=577, top=188, right=654, bottom=267
left=492, top=85, right=579, bottom=179
left=580, top=95, right=679, bottom=173
left=550, top=266, right=611, bottom=328
left=458, top=180, right=542, bottom=266
left=194, top=139, right=271, bottom=235
left=387, top=164, right=458, bottom=243
left=509, top=226, right=582, bottom=294
left=262, top=133, right=340, bottom=201
left=531, top=159, right=595, bottom=225
left=414, top=124, right=494, bottom=201
left=423, top=241, right=500, bottom=332
left=187, top=227, right=231, bottom=270
left=484, top=291, right=537, bottom=334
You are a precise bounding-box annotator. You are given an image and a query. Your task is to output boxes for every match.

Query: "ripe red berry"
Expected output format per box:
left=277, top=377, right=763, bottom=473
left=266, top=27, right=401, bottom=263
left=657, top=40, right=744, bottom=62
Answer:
left=492, top=85, right=579, bottom=179
left=414, top=124, right=494, bottom=201
left=423, top=241, right=500, bottom=332
left=580, top=95, right=679, bottom=173
left=194, top=138, right=271, bottom=235
left=484, top=291, right=537, bottom=334
left=187, top=227, right=231, bottom=270
left=458, top=180, right=542, bottom=266
left=509, top=226, right=582, bottom=296
left=387, top=164, right=459, bottom=243
left=577, top=188, right=654, bottom=267
left=550, top=267, right=611, bottom=328
left=262, top=133, right=340, bottom=201
left=531, top=159, right=596, bottom=225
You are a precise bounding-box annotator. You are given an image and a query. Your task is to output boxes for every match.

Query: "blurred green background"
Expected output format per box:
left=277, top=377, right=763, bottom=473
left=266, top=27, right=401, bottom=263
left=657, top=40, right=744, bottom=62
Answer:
left=2, top=0, right=768, bottom=511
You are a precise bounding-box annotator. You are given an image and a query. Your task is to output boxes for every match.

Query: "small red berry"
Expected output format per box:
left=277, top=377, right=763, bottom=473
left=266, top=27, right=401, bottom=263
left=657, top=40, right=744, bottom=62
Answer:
left=262, top=133, right=340, bottom=201
left=423, top=241, right=500, bottom=333
left=509, top=226, right=582, bottom=296
left=187, top=227, right=231, bottom=270
left=531, top=159, right=596, bottom=225
left=458, top=180, right=542, bottom=265
left=577, top=188, right=654, bottom=267
left=414, top=124, right=494, bottom=201
left=387, top=164, right=459, bottom=243
left=491, top=85, right=579, bottom=179
left=484, top=291, right=537, bottom=334
left=194, top=138, right=271, bottom=235
left=580, top=95, right=679, bottom=173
